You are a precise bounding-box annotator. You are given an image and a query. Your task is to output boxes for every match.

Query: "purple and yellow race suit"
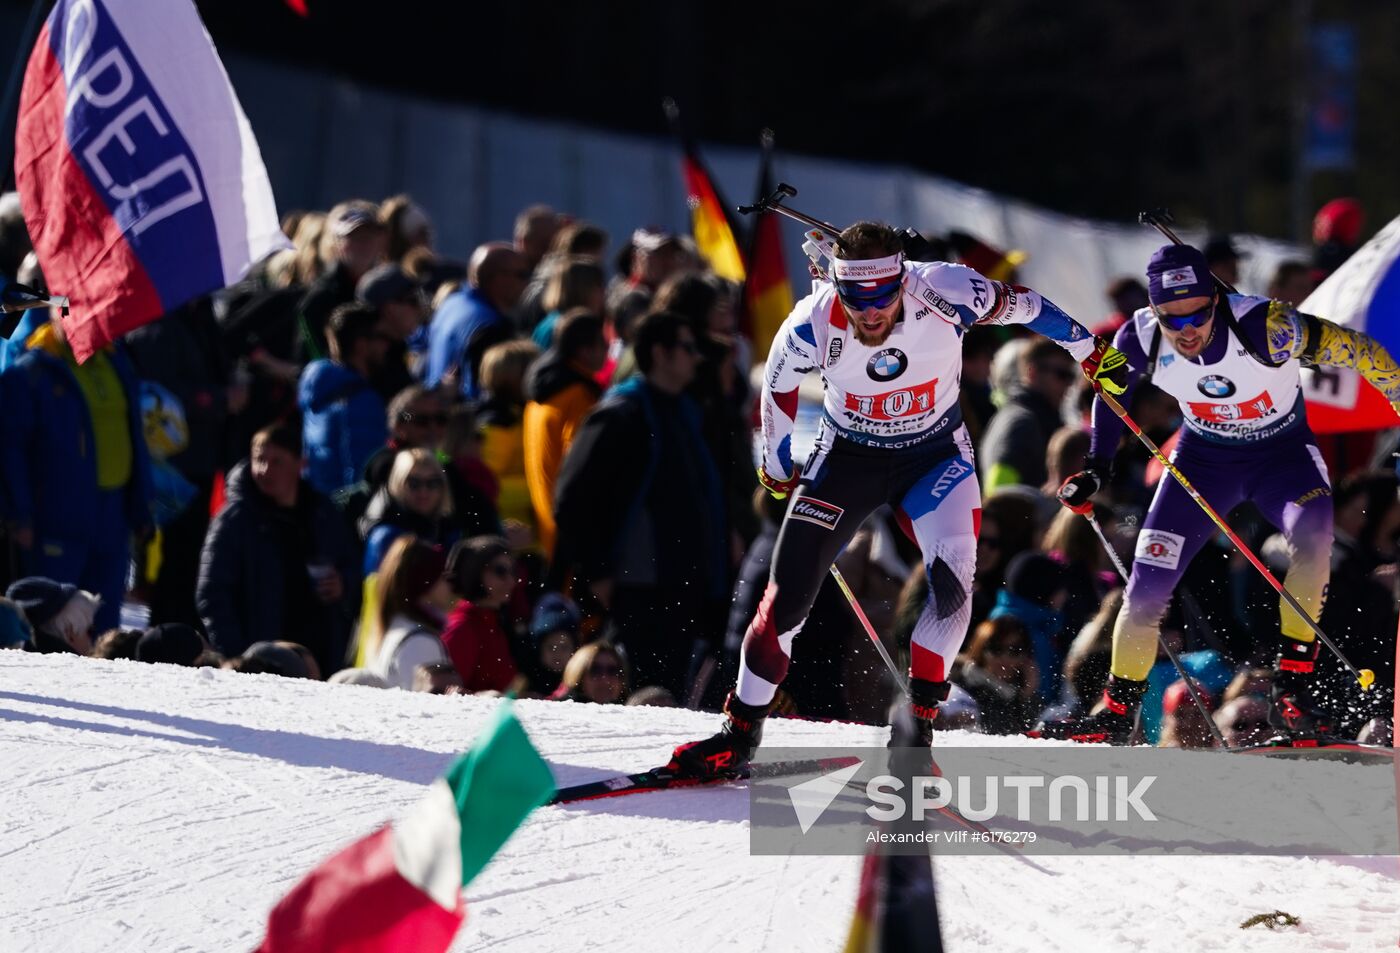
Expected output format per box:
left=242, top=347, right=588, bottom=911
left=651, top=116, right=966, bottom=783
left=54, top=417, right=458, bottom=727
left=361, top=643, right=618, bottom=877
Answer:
left=1092, top=294, right=1400, bottom=680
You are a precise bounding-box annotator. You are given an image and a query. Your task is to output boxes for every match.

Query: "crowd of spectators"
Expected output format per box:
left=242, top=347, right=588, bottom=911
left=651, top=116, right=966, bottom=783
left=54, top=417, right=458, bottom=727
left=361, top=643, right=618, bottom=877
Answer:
left=0, top=190, right=1392, bottom=748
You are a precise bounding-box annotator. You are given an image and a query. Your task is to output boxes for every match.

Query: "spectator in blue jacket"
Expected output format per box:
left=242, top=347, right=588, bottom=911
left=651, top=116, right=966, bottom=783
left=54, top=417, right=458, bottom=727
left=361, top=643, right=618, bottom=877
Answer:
left=0, top=315, right=152, bottom=631
left=197, top=422, right=359, bottom=676
left=298, top=303, right=390, bottom=496
left=424, top=243, right=528, bottom=399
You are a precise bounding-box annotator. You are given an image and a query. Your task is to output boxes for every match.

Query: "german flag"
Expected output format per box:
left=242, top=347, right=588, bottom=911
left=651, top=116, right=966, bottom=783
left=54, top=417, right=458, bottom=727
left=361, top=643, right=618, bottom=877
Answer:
left=666, top=100, right=746, bottom=284
left=745, top=129, right=795, bottom=360
left=842, top=706, right=945, bottom=952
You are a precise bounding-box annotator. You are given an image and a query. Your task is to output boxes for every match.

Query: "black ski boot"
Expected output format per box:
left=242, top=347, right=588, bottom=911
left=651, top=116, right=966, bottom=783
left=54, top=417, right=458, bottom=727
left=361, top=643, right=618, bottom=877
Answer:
left=904, top=678, right=951, bottom=746
left=1032, top=675, right=1147, bottom=744
left=1268, top=638, right=1335, bottom=741
left=670, top=693, right=770, bottom=778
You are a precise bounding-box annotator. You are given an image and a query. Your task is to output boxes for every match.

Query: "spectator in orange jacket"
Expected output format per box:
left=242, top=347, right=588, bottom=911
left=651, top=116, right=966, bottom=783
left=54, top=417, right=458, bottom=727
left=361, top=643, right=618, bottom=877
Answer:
left=522, top=309, right=607, bottom=555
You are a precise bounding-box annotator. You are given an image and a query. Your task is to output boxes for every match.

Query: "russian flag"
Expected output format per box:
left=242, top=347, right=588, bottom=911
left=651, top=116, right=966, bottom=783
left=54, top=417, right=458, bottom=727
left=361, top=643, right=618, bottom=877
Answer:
left=14, top=0, right=290, bottom=362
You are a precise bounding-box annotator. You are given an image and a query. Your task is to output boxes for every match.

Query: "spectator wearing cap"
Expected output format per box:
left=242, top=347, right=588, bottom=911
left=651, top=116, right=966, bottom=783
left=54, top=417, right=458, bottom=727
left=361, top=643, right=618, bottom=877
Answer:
left=439, top=536, right=519, bottom=693
left=365, top=535, right=456, bottom=690
left=425, top=242, right=529, bottom=400
left=0, top=596, right=32, bottom=650
left=6, top=576, right=99, bottom=655
left=357, top=262, right=427, bottom=401
left=298, top=303, right=390, bottom=496
left=524, top=592, right=580, bottom=695
left=1157, top=679, right=1216, bottom=749
left=523, top=310, right=607, bottom=556
left=1203, top=234, right=1247, bottom=288
left=0, top=308, right=153, bottom=632
left=197, top=422, right=359, bottom=675
left=297, top=199, right=386, bottom=363
left=606, top=229, right=685, bottom=324
left=136, top=623, right=207, bottom=666
left=1312, top=198, right=1364, bottom=282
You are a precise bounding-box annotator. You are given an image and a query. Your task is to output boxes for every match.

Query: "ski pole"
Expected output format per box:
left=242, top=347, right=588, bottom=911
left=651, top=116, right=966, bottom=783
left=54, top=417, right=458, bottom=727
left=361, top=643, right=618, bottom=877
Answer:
left=1138, top=208, right=1240, bottom=295
left=1096, top=385, right=1375, bottom=691
left=1081, top=510, right=1230, bottom=749
left=829, top=565, right=910, bottom=699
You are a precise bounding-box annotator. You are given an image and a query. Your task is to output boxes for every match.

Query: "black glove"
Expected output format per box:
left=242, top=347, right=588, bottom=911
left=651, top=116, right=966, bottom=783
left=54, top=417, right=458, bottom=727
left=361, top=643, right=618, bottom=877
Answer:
left=896, top=227, right=945, bottom=262
left=1057, top=466, right=1106, bottom=514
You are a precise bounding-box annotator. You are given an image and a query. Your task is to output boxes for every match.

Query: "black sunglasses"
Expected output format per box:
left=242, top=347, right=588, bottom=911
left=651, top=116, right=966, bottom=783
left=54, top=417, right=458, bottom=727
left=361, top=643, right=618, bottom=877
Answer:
left=399, top=411, right=448, bottom=427
left=406, top=475, right=444, bottom=491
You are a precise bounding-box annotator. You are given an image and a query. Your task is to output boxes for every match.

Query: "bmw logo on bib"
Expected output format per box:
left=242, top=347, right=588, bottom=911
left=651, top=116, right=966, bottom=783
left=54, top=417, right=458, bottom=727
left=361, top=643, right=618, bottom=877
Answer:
left=867, top=348, right=908, bottom=382
left=1197, top=374, right=1236, bottom=398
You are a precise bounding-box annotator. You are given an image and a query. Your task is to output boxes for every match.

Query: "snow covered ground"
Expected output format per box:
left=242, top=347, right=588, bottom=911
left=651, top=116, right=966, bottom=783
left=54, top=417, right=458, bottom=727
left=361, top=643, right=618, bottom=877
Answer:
left=1, top=651, right=1395, bottom=952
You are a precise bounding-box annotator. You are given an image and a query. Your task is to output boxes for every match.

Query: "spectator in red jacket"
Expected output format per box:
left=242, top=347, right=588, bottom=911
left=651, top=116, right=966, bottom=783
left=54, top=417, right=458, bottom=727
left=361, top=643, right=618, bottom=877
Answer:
left=440, top=536, right=519, bottom=693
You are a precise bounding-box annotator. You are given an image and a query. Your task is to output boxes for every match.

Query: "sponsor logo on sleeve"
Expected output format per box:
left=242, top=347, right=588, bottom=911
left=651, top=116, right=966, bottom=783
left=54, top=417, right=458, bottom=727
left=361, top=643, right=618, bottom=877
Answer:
left=921, top=288, right=959, bottom=321
left=1134, top=530, right=1186, bottom=570
left=1161, top=267, right=1197, bottom=289
left=789, top=496, right=845, bottom=531
left=826, top=337, right=843, bottom=368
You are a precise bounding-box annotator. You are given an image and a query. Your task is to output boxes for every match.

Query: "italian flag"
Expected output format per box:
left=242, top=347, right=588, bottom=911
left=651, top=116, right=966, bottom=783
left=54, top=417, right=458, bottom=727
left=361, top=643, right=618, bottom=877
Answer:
left=256, top=700, right=554, bottom=952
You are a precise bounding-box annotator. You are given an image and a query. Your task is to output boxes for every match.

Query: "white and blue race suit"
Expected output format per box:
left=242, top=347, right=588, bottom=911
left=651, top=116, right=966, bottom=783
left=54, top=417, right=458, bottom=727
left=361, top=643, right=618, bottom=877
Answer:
left=735, top=259, right=1098, bottom=707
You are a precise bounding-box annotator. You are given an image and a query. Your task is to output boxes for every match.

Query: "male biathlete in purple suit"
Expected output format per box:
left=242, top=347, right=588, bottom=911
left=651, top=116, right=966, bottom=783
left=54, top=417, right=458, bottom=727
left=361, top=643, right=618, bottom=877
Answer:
left=1041, top=244, right=1400, bottom=743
